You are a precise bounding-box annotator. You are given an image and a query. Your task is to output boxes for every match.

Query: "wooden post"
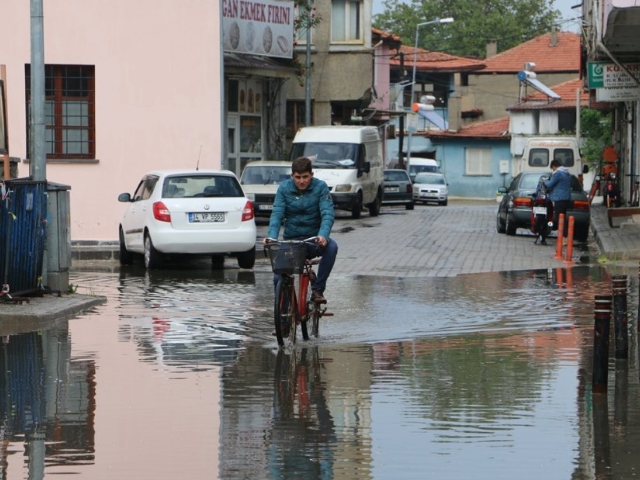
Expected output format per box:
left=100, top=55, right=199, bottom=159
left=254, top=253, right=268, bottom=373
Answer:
left=593, top=294, right=612, bottom=394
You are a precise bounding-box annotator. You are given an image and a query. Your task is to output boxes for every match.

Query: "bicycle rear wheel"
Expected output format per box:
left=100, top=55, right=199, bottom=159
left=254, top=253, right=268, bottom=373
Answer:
left=274, top=277, right=297, bottom=347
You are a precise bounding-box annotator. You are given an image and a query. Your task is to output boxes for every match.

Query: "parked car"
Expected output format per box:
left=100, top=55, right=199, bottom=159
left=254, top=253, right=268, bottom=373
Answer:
left=382, top=169, right=414, bottom=210
left=239, top=160, right=292, bottom=216
left=413, top=172, right=449, bottom=206
left=118, top=169, right=257, bottom=269
left=496, top=171, right=590, bottom=241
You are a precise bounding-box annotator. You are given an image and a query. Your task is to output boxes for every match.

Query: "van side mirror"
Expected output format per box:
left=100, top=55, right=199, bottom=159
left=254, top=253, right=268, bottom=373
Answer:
left=357, top=161, right=371, bottom=177
left=583, top=165, right=589, bottom=174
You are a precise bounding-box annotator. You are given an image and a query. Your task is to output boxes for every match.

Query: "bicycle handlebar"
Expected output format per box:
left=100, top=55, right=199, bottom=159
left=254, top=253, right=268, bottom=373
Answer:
left=265, top=236, right=319, bottom=244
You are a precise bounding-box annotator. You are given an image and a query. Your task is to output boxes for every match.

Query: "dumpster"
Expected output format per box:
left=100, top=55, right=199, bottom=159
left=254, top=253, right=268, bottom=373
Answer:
left=0, top=179, right=47, bottom=296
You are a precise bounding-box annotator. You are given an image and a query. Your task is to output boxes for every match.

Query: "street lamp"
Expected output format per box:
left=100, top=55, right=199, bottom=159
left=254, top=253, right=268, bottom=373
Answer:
left=406, top=17, right=454, bottom=175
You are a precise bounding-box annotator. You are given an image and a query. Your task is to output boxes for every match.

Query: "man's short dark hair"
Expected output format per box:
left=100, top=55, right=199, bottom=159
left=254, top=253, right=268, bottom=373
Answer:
left=292, top=157, right=313, bottom=174
left=550, top=159, right=561, bottom=169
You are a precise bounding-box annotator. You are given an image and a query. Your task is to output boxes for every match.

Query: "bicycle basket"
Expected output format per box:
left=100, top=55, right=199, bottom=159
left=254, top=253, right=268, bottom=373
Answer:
left=266, top=243, right=307, bottom=274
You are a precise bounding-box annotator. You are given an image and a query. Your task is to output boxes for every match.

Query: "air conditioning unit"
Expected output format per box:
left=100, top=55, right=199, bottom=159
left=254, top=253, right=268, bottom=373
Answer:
left=390, top=102, right=403, bottom=111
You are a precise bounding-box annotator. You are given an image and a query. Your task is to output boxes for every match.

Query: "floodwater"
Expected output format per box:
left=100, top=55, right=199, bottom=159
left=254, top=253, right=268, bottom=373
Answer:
left=1, top=263, right=640, bottom=479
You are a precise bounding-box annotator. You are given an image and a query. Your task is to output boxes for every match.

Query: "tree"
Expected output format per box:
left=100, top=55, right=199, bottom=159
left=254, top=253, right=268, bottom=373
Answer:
left=374, top=0, right=561, bottom=58
left=580, top=108, right=612, bottom=170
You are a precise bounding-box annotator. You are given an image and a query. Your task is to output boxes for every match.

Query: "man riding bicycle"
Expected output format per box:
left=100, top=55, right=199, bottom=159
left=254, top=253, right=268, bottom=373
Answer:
left=264, top=156, right=338, bottom=304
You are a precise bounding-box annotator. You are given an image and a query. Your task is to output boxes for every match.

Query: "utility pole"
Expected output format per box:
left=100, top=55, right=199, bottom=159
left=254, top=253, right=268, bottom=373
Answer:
left=30, top=0, right=46, bottom=181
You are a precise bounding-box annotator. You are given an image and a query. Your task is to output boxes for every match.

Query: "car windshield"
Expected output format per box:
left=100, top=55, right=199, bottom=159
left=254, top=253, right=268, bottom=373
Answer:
left=290, top=143, right=358, bottom=169
left=162, top=175, right=243, bottom=198
left=240, top=166, right=291, bottom=185
left=415, top=174, right=445, bottom=185
left=519, top=173, right=583, bottom=192
left=384, top=171, right=409, bottom=182
left=520, top=174, right=546, bottom=190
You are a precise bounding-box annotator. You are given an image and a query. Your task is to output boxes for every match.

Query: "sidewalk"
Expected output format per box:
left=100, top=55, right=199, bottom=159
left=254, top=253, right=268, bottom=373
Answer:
left=590, top=202, right=640, bottom=261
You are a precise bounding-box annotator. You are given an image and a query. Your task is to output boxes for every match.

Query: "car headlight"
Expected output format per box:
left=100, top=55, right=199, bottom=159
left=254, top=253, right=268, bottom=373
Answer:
left=334, top=184, right=351, bottom=193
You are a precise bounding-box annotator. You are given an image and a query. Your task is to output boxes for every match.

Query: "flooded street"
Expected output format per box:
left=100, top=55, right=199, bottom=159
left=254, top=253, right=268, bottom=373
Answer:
left=2, top=261, right=640, bottom=479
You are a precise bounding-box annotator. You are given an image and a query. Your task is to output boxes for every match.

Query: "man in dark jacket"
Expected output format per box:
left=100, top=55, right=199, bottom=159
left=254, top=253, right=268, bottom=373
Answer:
left=265, top=156, right=338, bottom=304
left=544, top=159, right=572, bottom=237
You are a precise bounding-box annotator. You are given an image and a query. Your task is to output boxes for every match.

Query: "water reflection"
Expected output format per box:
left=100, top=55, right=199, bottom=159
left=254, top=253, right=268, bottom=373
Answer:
left=0, top=325, right=95, bottom=479
left=0, top=263, right=630, bottom=478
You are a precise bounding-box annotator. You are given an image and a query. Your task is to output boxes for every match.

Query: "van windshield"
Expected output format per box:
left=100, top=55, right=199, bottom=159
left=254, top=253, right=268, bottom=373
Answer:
left=409, top=164, right=438, bottom=177
left=290, top=143, right=358, bottom=169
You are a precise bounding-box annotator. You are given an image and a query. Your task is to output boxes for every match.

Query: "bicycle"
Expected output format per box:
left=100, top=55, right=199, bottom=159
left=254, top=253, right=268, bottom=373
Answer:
left=264, top=237, right=332, bottom=348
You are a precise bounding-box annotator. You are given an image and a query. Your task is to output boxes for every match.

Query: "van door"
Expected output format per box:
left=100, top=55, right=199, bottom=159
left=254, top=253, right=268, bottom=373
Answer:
left=358, top=144, right=374, bottom=202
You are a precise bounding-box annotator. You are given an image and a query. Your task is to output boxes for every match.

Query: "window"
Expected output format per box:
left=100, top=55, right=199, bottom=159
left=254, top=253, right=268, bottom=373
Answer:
left=465, top=148, right=492, bottom=175
left=331, top=0, right=362, bottom=43
left=26, top=65, right=95, bottom=160
left=286, top=100, right=314, bottom=138
left=295, top=1, right=316, bottom=46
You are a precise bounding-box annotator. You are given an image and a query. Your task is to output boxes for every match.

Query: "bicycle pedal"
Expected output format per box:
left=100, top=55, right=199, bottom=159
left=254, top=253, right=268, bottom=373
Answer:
left=321, top=312, right=334, bottom=317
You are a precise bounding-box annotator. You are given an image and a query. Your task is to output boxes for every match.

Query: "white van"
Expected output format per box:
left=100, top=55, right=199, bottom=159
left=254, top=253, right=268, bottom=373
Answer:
left=290, top=126, right=384, bottom=218
left=408, top=158, right=440, bottom=181
left=518, top=136, right=588, bottom=181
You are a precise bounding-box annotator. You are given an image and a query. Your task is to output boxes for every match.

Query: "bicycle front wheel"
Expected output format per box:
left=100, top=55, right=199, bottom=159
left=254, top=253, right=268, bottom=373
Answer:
left=274, top=277, right=297, bottom=347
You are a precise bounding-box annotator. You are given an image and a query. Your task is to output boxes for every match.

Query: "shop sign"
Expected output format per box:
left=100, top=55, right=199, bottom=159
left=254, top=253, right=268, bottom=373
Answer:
left=588, top=61, right=640, bottom=101
left=222, top=0, right=294, bottom=59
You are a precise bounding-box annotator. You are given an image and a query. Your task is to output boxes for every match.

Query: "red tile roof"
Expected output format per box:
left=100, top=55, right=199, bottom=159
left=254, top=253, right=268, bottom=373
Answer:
left=426, top=116, right=511, bottom=139
left=391, top=45, right=486, bottom=72
left=372, top=27, right=402, bottom=45
left=481, top=32, right=581, bottom=73
left=508, top=77, right=587, bottom=109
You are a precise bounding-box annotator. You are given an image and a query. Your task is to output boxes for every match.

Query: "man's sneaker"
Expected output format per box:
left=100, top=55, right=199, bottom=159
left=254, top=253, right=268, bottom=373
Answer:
left=312, top=290, right=327, bottom=304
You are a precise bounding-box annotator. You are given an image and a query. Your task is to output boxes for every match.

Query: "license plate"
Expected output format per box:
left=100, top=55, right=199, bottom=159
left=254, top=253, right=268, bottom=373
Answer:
left=189, top=212, right=225, bottom=222
left=533, top=207, right=547, bottom=215
left=258, top=204, right=273, bottom=210
left=385, top=187, right=399, bottom=193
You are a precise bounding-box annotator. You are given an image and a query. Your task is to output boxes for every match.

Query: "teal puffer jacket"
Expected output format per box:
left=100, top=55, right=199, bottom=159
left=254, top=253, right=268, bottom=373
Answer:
left=267, top=177, right=335, bottom=240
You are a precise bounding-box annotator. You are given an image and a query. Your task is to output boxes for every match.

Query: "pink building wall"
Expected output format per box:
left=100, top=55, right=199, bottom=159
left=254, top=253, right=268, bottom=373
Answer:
left=0, top=0, right=223, bottom=241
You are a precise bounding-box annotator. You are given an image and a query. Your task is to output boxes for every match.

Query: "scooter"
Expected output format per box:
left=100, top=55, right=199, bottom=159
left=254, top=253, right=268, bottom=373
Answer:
left=602, top=171, right=620, bottom=208
left=531, top=176, right=554, bottom=245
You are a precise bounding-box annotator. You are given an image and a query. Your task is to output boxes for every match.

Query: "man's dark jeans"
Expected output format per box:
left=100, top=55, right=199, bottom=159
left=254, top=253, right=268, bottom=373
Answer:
left=553, top=200, right=570, bottom=237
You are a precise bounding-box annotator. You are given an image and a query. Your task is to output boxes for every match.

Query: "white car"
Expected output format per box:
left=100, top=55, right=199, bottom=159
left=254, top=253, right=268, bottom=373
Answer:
left=118, top=169, right=257, bottom=269
left=412, top=172, right=449, bottom=206
left=239, top=160, right=292, bottom=216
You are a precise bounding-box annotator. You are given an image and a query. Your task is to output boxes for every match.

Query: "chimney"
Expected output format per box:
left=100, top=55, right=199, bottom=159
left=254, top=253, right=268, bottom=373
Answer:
left=486, top=39, right=497, bottom=58
left=550, top=26, right=558, bottom=46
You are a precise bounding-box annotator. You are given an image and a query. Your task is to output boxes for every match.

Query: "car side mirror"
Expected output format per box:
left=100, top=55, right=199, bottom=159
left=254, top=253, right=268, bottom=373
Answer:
left=583, top=165, right=589, bottom=174
left=497, top=187, right=507, bottom=194
left=118, top=193, right=132, bottom=203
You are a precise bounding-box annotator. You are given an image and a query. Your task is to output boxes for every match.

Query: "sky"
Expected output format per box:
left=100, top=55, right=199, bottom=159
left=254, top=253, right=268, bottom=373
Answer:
left=372, top=0, right=582, bottom=33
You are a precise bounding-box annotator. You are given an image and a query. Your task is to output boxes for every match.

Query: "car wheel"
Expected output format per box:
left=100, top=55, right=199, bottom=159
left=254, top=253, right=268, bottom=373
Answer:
left=505, top=214, right=517, bottom=236
left=351, top=192, right=363, bottom=219
left=237, top=246, right=256, bottom=269
left=211, top=255, right=225, bottom=269
left=439, top=199, right=448, bottom=206
left=119, top=227, right=134, bottom=265
left=574, top=226, right=589, bottom=242
left=406, top=201, right=415, bottom=210
left=496, top=212, right=506, bottom=234
left=367, top=189, right=382, bottom=217
left=144, top=234, right=163, bottom=269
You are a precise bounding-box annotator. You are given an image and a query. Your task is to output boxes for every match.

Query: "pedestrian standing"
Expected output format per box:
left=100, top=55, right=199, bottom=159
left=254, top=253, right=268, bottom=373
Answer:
left=544, top=159, right=572, bottom=237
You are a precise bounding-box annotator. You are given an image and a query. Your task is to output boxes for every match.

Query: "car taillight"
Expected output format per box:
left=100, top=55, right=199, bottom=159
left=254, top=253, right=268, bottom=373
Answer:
left=242, top=201, right=255, bottom=222
left=513, top=197, right=533, bottom=208
left=153, top=201, right=171, bottom=222
left=573, top=200, right=590, bottom=211
left=405, top=184, right=412, bottom=193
